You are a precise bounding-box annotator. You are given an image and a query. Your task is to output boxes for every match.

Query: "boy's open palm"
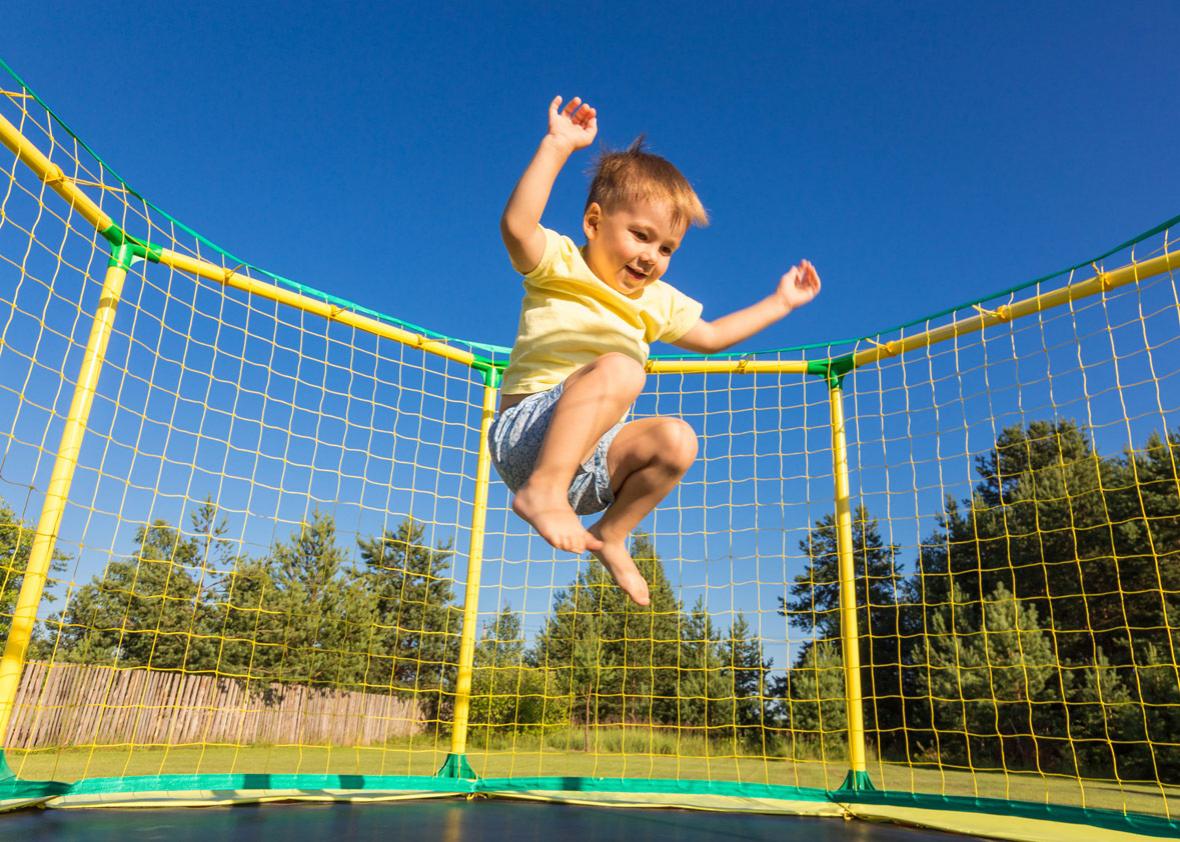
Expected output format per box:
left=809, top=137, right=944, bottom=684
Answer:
left=778, top=260, right=822, bottom=310
left=548, top=96, right=597, bottom=151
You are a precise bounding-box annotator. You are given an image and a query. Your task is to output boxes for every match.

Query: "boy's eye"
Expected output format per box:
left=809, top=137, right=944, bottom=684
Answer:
left=660, top=246, right=673, bottom=256
left=632, top=230, right=648, bottom=241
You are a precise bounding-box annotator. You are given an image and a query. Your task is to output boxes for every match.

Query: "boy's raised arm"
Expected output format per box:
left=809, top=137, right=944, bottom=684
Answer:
left=501, top=96, right=597, bottom=274
left=672, top=260, right=822, bottom=353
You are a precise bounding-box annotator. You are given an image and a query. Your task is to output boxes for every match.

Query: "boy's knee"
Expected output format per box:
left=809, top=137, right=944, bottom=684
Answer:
left=654, top=418, right=698, bottom=469
left=592, top=353, right=646, bottom=396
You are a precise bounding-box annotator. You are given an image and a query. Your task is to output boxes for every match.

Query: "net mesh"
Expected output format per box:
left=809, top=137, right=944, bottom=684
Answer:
left=1, top=78, right=1178, bottom=830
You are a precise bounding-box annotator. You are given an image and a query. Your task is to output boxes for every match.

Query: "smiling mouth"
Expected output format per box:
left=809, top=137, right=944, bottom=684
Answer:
left=625, top=266, right=647, bottom=281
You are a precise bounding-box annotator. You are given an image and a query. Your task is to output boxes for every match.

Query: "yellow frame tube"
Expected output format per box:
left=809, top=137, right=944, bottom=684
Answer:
left=851, top=249, right=1180, bottom=369
left=158, top=251, right=476, bottom=369
left=647, top=358, right=811, bottom=376
left=448, top=378, right=499, bottom=758
left=829, top=385, right=869, bottom=779
left=0, top=112, right=113, bottom=234
left=0, top=261, right=128, bottom=744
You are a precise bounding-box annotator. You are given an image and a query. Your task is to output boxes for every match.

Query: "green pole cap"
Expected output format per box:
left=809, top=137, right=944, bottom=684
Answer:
left=436, top=752, right=478, bottom=780
left=101, top=223, right=163, bottom=270
left=471, top=358, right=504, bottom=388
left=806, top=354, right=855, bottom=390
left=837, top=769, right=877, bottom=792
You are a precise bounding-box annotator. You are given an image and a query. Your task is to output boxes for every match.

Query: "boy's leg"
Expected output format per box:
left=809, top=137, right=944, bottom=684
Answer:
left=512, top=353, right=646, bottom=554
left=588, top=415, right=698, bottom=606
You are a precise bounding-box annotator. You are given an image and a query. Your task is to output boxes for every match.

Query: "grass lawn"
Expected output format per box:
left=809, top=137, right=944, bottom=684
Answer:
left=6, top=737, right=1176, bottom=820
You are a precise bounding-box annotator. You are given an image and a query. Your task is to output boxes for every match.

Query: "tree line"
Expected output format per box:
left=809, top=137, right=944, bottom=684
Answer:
left=1, top=417, right=1177, bottom=784
left=782, top=420, right=1180, bottom=783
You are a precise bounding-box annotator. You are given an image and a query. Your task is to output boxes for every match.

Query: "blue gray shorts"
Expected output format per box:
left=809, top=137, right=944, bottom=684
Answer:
left=488, top=382, right=622, bottom=516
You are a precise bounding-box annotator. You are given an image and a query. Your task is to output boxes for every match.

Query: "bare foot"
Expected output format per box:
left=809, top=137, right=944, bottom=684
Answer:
left=513, top=482, right=603, bottom=554
left=588, top=526, right=650, bottom=606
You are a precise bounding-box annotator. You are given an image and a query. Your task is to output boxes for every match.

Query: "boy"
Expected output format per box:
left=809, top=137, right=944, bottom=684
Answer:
left=491, top=95, right=820, bottom=607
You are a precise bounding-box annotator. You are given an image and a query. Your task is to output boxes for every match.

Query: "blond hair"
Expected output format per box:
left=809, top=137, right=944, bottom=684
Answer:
left=586, top=138, right=709, bottom=230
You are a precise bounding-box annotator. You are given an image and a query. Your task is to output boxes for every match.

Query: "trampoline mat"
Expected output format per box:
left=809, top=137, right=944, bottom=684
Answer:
left=2, top=797, right=985, bottom=841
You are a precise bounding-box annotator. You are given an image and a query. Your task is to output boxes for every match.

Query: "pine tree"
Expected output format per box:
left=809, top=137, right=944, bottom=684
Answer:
left=917, top=420, right=1177, bottom=668
left=678, top=597, right=733, bottom=734
left=53, top=507, right=224, bottom=670
left=475, top=605, right=525, bottom=667
left=780, top=504, right=905, bottom=751
left=917, top=582, right=1061, bottom=770
left=722, top=612, right=772, bottom=743
left=1132, top=642, right=1180, bottom=781
left=264, top=509, right=376, bottom=688
left=772, top=639, right=847, bottom=760
left=911, top=420, right=1180, bottom=779
left=0, top=496, right=69, bottom=650
left=357, top=518, right=461, bottom=715
left=531, top=532, right=683, bottom=726
left=210, top=553, right=285, bottom=680
left=469, top=605, right=570, bottom=732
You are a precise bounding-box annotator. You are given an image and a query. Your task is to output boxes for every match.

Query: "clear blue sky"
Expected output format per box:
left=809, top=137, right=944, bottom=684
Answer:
left=4, top=2, right=1177, bottom=354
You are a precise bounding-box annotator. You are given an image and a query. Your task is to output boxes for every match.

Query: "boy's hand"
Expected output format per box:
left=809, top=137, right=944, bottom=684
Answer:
left=547, top=96, right=597, bottom=152
left=777, top=259, right=822, bottom=311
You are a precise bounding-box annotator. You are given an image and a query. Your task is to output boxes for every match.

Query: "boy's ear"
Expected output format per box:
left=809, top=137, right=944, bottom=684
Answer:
left=583, top=203, right=602, bottom=240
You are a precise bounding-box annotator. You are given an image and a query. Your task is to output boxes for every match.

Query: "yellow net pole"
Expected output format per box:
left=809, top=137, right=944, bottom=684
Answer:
left=0, top=257, right=129, bottom=744
left=829, top=382, right=871, bottom=789
left=441, top=370, right=499, bottom=776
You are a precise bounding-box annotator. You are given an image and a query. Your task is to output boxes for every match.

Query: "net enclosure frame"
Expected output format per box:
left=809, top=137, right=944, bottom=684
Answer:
left=0, top=59, right=1179, bottom=842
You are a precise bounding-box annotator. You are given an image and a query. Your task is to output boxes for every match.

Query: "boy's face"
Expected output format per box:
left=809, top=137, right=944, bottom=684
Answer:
left=582, top=198, right=685, bottom=297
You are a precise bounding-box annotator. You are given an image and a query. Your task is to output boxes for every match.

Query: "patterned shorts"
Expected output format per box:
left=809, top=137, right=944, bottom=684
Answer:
left=488, top=382, right=622, bottom=516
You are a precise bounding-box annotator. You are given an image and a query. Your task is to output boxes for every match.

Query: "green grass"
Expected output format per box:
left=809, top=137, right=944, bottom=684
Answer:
left=6, top=730, right=1177, bottom=820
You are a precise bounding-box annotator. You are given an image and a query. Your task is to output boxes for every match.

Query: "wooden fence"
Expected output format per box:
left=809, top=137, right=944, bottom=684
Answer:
left=4, top=661, right=425, bottom=749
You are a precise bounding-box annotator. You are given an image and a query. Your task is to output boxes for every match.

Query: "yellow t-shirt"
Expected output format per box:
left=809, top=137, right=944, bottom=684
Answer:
left=501, top=227, right=703, bottom=395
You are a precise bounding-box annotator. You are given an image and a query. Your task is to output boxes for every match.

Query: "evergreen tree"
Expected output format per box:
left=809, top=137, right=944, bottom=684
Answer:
left=780, top=504, right=905, bottom=752
left=263, top=509, right=376, bottom=688
left=1133, top=642, right=1180, bottom=782
left=1063, top=649, right=1142, bottom=779
left=210, top=553, right=285, bottom=680
left=357, top=518, right=461, bottom=714
left=772, top=639, right=847, bottom=760
left=0, top=496, right=69, bottom=649
left=531, top=532, right=683, bottom=726
left=53, top=508, right=224, bottom=670
left=722, top=612, right=772, bottom=743
left=678, top=597, right=734, bottom=734
left=469, top=605, right=569, bottom=732
left=916, top=581, right=1062, bottom=770
left=475, top=605, right=525, bottom=667
left=906, top=420, right=1180, bottom=781
left=916, top=420, right=1180, bottom=670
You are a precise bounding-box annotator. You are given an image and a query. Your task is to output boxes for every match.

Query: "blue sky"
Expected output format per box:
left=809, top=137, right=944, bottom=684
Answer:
left=4, top=2, right=1177, bottom=354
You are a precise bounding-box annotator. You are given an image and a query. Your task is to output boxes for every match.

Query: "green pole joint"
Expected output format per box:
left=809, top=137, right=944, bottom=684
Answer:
left=471, top=357, right=504, bottom=388
left=806, top=354, right=855, bottom=390
left=836, top=769, right=876, bottom=792
left=436, top=752, right=478, bottom=780
left=101, top=223, right=163, bottom=270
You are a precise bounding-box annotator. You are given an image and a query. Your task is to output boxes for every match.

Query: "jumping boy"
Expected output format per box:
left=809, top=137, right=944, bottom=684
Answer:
left=491, top=96, right=820, bottom=607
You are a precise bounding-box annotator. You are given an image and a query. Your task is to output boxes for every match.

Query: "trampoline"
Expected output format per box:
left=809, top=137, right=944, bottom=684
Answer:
left=0, top=55, right=1178, bottom=842
left=1, top=799, right=993, bottom=842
